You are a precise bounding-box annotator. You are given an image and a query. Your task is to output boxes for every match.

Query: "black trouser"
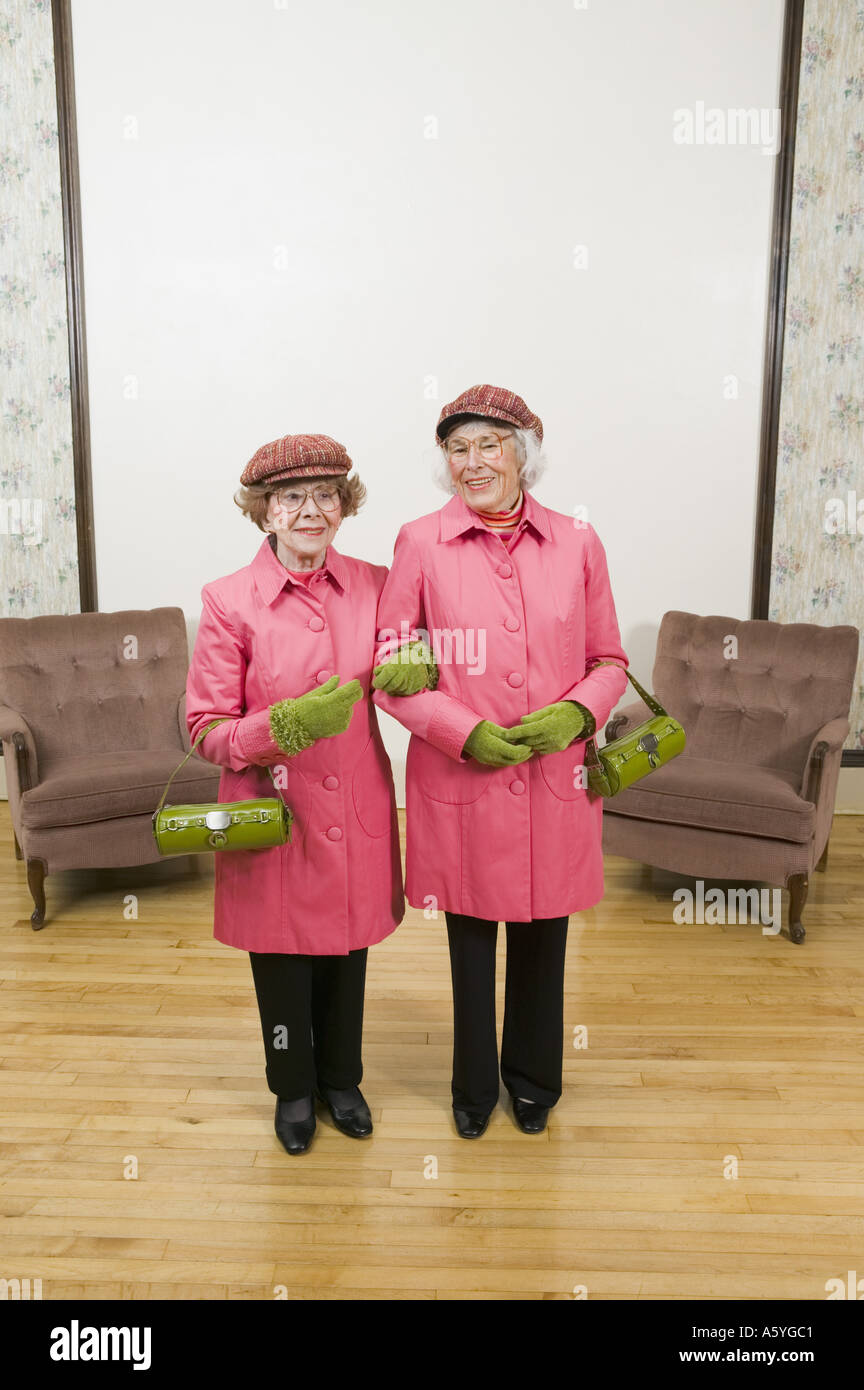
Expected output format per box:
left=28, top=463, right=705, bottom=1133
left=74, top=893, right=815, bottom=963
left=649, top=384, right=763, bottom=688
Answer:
left=445, top=913, right=569, bottom=1111
left=248, top=948, right=368, bottom=1102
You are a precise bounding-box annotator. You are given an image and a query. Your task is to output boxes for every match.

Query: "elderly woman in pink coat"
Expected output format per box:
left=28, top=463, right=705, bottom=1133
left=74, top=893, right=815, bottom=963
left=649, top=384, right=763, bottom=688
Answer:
left=185, top=433, right=403, bottom=1156
left=372, top=385, right=629, bottom=1139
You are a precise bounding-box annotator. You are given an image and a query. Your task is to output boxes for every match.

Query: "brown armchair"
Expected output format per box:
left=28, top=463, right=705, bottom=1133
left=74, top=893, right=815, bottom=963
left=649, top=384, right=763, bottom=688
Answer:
left=0, top=607, right=220, bottom=928
left=600, top=611, right=860, bottom=944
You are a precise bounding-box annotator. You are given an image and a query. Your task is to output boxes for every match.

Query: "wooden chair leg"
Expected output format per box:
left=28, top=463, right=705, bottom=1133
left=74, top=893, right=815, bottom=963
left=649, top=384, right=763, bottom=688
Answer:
left=815, top=840, right=829, bottom=873
left=26, top=858, right=46, bottom=930
left=13, top=832, right=23, bottom=861
left=787, top=872, right=808, bottom=944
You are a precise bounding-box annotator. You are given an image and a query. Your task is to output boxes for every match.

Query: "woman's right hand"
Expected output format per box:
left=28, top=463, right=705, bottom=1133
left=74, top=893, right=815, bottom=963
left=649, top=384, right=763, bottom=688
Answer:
left=462, top=719, right=532, bottom=766
left=269, top=674, right=363, bottom=755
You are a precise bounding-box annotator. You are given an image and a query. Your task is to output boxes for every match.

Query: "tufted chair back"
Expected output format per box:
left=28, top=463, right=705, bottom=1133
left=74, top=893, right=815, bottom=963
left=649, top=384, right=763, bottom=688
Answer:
left=0, top=608, right=189, bottom=767
left=652, top=611, right=860, bottom=774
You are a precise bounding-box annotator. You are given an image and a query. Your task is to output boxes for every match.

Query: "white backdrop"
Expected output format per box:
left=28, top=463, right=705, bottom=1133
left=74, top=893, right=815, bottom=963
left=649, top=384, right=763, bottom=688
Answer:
left=65, top=0, right=841, bottom=805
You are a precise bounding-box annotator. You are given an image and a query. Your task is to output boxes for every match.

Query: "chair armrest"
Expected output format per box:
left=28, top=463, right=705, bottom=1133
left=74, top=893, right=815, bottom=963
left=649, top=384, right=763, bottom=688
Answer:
left=0, top=703, right=39, bottom=836
left=800, top=716, right=849, bottom=867
left=0, top=702, right=33, bottom=743
left=604, top=698, right=653, bottom=742
left=0, top=703, right=38, bottom=779
left=800, top=716, right=849, bottom=800
left=176, top=691, right=190, bottom=751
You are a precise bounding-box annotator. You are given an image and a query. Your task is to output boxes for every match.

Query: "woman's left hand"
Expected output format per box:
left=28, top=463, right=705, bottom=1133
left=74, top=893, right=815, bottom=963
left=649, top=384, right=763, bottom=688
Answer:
left=500, top=701, right=588, bottom=755
left=372, top=640, right=439, bottom=696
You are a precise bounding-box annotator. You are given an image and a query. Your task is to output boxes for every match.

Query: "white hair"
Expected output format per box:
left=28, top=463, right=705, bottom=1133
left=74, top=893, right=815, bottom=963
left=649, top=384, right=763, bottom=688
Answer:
left=432, top=425, right=547, bottom=495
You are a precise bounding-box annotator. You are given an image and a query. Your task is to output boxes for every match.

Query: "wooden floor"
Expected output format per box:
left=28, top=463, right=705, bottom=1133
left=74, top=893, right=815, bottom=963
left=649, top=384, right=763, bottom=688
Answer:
left=1, top=805, right=863, bottom=1301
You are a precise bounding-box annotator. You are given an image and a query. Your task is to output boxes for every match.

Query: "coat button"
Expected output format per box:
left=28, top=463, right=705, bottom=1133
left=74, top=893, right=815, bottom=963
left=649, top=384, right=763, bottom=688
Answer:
left=309, top=616, right=325, bottom=631
left=510, top=780, right=525, bottom=795
left=316, top=669, right=331, bottom=683
left=498, top=564, right=512, bottom=578
left=507, top=671, right=524, bottom=687
left=323, top=775, right=339, bottom=790
left=326, top=826, right=342, bottom=841
left=504, top=616, right=520, bottom=631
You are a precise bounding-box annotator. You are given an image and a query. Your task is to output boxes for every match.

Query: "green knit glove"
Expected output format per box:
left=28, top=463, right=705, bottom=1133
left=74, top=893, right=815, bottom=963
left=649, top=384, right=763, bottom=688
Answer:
left=462, top=720, right=532, bottom=767
left=501, top=700, right=593, bottom=755
left=268, top=674, right=363, bottom=756
left=371, top=640, right=439, bottom=696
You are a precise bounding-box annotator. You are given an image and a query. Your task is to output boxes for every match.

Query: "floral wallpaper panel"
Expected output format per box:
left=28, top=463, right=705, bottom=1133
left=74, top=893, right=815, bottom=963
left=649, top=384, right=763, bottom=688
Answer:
left=771, top=0, right=864, bottom=750
left=0, top=0, right=79, bottom=616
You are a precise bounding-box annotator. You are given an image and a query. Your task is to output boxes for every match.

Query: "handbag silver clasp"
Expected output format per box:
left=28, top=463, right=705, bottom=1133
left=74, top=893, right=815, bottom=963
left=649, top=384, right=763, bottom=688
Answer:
left=205, top=810, right=232, bottom=830
left=638, top=731, right=661, bottom=768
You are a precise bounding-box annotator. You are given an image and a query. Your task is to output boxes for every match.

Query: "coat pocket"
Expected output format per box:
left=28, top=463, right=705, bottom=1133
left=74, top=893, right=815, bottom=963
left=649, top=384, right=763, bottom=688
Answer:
left=408, top=732, right=493, bottom=805
left=537, top=739, right=591, bottom=801
left=352, top=735, right=397, bottom=838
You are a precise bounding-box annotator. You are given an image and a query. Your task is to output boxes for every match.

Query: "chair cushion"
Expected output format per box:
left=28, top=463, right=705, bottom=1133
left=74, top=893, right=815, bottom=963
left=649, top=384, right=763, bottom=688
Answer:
left=20, top=750, right=221, bottom=830
left=602, top=754, right=814, bottom=843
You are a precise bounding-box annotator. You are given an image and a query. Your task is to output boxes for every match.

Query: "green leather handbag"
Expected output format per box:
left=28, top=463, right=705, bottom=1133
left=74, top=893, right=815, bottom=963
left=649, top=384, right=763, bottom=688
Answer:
left=582, top=662, right=686, bottom=797
left=152, top=718, right=293, bottom=856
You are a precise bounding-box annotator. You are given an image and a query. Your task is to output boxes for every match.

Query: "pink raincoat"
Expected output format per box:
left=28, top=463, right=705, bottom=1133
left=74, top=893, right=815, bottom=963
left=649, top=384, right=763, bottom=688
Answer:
left=185, top=533, right=404, bottom=954
left=372, top=490, right=629, bottom=921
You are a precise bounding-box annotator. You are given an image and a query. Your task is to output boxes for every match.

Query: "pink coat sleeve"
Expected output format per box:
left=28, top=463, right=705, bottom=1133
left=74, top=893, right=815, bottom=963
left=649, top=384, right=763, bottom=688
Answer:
left=185, top=584, right=285, bottom=772
left=560, top=523, right=629, bottom=728
left=372, top=524, right=481, bottom=762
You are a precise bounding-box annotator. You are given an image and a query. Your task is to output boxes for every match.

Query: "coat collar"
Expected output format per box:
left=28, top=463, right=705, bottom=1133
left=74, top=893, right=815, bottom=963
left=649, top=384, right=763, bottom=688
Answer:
left=252, top=533, right=350, bottom=606
left=438, top=487, right=552, bottom=543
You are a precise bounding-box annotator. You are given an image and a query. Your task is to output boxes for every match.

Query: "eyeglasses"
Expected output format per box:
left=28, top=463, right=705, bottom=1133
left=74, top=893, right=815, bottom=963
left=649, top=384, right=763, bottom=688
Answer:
left=443, top=431, right=513, bottom=463
left=272, top=484, right=341, bottom=514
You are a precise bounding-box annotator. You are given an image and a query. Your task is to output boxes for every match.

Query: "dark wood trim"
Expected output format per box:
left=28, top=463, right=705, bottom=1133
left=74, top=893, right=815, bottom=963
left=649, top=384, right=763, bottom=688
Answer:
left=752, top=0, right=804, bottom=623
left=12, top=732, right=33, bottom=797
left=802, top=740, right=829, bottom=809
left=752, top=1, right=862, bottom=769
left=52, top=0, right=97, bottom=613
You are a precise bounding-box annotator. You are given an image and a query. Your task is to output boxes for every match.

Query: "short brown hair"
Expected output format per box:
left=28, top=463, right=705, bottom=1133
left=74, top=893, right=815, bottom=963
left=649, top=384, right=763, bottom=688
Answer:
left=233, top=473, right=367, bottom=533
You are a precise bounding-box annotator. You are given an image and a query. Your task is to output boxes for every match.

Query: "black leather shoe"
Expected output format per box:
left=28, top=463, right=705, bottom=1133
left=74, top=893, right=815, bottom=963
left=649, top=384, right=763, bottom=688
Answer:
left=274, top=1097, right=316, bottom=1155
left=512, top=1097, right=550, bottom=1133
left=453, top=1107, right=493, bottom=1139
left=316, top=1086, right=373, bottom=1138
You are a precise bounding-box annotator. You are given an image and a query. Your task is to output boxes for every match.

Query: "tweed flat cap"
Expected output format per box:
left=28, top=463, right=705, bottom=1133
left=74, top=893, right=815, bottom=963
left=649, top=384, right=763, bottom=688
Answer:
left=240, top=433, right=352, bottom=487
left=435, top=384, right=543, bottom=445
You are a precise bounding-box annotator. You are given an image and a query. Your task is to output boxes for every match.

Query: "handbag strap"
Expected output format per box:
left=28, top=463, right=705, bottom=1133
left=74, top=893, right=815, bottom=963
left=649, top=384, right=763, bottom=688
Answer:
left=154, top=717, right=282, bottom=816
left=586, top=660, right=668, bottom=719
left=582, top=661, right=669, bottom=771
